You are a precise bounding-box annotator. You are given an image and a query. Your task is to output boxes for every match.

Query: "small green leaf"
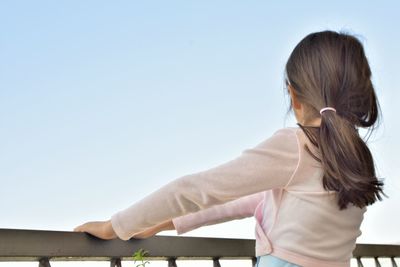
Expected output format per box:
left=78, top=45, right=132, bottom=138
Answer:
left=133, top=248, right=150, bottom=267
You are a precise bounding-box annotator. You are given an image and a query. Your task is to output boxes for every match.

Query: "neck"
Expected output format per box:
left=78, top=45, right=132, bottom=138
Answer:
left=298, top=117, right=321, bottom=127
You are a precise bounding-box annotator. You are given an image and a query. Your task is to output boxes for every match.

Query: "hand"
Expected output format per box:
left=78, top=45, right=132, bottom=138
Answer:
left=132, top=219, right=175, bottom=239
left=73, top=219, right=118, bottom=240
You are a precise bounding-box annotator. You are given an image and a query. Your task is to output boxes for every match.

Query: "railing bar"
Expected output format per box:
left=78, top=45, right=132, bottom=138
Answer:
left=168, top=258, right=177, bottom=267
left=357, top=257, right=364, bottom=267
left=392, top=257, right=398, bottom=267
left=2, top=229, right=400, bottom=260
left=212, top=258, right=221, bottom=267
left=38, top=258, right=51, bottom=267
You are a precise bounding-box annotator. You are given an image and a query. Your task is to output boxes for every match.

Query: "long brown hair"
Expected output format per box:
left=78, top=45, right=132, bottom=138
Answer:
left=285, top=30, right=386, bottom=210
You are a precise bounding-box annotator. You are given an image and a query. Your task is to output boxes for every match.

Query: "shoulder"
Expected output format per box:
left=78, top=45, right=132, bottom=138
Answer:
left=272, top=126, right=300, bottom=137
left=246, top=126, right=300, bottom=161
left=258, top=126, right=300, bottom=148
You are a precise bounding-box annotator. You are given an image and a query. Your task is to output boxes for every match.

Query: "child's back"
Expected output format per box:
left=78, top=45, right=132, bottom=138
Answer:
left=261, top=127, right=365, bottom=266
left=172, top=126, right=365, bottom=267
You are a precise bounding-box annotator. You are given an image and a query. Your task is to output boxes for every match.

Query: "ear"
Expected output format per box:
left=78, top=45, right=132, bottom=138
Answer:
left=288, top=84, right=302, bottom=110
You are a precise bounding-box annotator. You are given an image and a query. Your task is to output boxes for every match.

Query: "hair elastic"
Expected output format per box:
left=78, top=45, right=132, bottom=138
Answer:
left=319, top=107, right=336, bottom=115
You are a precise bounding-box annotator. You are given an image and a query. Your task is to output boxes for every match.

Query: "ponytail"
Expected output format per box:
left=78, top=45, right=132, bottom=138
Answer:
left=298, top=110, right=384, bottom=210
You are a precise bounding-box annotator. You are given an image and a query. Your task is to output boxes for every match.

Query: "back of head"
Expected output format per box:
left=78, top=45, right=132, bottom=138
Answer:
left=285, top=30, right=385, bottom=210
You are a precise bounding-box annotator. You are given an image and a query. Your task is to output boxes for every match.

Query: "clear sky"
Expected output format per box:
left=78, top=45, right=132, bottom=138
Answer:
left=0, top=1, right=399, bottom=266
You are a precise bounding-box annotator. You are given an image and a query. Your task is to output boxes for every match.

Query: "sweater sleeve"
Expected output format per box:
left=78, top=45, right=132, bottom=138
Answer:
left=172, top=192, right=264, bottom=235
left=111, top=127, right=300, bottom=240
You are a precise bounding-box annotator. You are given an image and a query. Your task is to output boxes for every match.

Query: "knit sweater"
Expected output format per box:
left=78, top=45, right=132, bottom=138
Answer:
left=111, top=126, right=366, bottom=267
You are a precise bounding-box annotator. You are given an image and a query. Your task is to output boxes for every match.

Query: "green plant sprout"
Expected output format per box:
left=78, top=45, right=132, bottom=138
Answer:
left=132, top=248, right=150, bottom=267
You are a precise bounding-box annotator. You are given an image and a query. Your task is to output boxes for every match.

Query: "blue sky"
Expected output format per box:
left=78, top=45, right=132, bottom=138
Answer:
left=0, top=1, right=399, bottom=262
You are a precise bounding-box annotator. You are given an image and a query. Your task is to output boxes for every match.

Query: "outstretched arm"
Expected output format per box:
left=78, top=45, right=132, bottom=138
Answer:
left=75, top=128, right=299, bottom=240
left=122, top=192, right=263, bottom=238
left=73, top=192, right=263, bottom=239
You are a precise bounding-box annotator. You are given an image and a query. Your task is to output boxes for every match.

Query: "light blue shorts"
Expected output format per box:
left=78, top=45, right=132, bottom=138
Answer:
left=256, top=254, right=301, bottom=267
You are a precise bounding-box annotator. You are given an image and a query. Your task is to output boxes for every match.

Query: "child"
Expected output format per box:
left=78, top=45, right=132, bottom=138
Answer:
left=74, top=30, right=385, bottom=267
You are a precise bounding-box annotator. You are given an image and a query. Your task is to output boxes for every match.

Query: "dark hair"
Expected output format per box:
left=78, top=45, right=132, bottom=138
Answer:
left=284, top=30, right=386, bottom=210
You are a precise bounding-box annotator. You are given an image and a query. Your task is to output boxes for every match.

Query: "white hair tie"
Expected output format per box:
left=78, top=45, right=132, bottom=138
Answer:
left=320, top=107, right=337, bottom=115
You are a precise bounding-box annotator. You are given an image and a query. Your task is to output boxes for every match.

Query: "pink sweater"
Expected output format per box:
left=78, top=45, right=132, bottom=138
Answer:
left=111, top=127, right=366, bottom=267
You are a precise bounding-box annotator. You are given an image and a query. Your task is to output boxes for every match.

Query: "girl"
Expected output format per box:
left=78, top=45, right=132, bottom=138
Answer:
left=74, top=30, right=385, bottom=267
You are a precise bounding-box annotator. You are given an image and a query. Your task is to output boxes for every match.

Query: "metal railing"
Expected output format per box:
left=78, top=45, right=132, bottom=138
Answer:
left=0, top=228, right=399, bottom=267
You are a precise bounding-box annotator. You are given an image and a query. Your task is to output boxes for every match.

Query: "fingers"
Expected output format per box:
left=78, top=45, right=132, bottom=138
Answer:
left=73, top=226, right=83, bottom=232
left=73, top=222, right=89, bottom=232
left=132, top=228, right=156, bottom=239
